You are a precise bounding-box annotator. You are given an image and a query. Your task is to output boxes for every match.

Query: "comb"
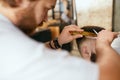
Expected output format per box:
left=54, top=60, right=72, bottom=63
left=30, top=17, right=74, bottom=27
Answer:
left=69, top=31, right=97, bottom=37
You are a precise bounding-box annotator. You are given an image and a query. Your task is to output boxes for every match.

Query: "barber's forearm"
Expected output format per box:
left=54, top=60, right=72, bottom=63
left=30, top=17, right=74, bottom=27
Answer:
left=96, top=43, right=120, bottom=62
left=96, top=45, right=120, bottom=80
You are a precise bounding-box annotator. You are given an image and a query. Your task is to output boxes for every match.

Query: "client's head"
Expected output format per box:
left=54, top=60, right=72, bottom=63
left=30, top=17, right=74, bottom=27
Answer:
left=76, top=26, right=105, bottom=62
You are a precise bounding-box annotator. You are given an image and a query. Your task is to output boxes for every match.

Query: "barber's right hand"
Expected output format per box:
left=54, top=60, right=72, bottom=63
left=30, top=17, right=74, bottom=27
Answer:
left=96, top=30, right=118, bottom=46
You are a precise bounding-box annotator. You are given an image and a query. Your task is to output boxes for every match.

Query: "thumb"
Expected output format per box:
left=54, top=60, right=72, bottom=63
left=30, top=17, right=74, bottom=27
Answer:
left=113, top=32, right=119, bottom=38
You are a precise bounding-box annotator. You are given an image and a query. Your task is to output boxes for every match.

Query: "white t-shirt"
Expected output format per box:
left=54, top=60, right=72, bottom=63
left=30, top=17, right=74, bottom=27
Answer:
left=111, top=37, right=120, bottom=54
left=0, top=14, right=99, bottom=80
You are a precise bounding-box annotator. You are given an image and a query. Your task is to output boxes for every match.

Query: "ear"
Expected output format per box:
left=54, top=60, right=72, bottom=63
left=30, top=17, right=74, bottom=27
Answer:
left=81, top=46, right=90, bottom=59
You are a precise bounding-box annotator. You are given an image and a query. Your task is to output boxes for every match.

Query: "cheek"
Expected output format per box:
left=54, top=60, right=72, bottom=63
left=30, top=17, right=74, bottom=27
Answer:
left=35, top=8, right=48, bottom=24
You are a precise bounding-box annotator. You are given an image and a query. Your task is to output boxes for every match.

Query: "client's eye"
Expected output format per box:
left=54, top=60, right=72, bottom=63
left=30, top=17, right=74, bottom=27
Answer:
left=90, top=53, right=96, bottom=62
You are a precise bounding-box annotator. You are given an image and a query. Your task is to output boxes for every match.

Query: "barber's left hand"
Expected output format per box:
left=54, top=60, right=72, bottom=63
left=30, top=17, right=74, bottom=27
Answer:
left=58, top=25, right=83, bottom=46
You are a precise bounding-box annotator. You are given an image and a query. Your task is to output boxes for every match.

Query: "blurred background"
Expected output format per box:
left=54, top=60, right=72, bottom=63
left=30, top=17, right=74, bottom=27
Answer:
left=31, top=0, right=120, bottom=56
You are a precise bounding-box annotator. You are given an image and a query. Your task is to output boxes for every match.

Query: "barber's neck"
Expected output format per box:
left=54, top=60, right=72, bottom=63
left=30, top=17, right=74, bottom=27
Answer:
left=0, top=6, right=19, bottom=26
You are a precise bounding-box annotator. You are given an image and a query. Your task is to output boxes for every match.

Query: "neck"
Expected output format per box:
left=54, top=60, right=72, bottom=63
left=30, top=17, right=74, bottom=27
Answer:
left=0, top=5, right=18, bottom=26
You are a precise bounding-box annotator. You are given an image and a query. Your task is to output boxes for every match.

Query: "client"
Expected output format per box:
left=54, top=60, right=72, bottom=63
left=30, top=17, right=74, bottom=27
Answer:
left=76, top=26, right=105, bottom=62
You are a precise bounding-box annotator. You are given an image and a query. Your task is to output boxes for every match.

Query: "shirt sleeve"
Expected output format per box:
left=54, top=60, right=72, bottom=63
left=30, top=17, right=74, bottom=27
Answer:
left=111, top=37, right=120, bottom=55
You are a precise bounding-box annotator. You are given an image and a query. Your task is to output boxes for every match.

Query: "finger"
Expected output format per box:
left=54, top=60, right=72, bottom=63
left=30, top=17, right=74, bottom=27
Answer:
left=65, top=25, right=80, bottom=29
left=64, top=25, right=84, bottom=33
left=68, top=26, right=84, bottom=31
left=70, top=25, right=82, bottom=30
left=72, top=34, right=83, bottom=39
left=113, top=32, right=119, bottom=38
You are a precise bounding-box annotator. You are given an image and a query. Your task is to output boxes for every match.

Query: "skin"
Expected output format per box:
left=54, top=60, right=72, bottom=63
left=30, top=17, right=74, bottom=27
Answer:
left=45, top=25, right=84, bottom=48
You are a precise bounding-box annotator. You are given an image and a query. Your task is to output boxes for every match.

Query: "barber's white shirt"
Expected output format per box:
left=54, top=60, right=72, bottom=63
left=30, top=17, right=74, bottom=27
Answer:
left=0, top=14, right=99, bottom=80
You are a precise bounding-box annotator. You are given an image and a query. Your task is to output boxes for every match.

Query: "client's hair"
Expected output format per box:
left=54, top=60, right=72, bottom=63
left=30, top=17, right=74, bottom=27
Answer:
left=76, top=26, right=105, bottom=62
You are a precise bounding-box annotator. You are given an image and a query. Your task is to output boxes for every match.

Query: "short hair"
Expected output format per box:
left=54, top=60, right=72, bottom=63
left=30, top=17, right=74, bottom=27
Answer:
left=76, top=26, right=105, bottom=62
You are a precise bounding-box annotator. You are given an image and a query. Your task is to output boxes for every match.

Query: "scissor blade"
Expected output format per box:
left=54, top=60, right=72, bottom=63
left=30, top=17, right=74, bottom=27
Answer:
left=93, top=29, right=98, bottom=35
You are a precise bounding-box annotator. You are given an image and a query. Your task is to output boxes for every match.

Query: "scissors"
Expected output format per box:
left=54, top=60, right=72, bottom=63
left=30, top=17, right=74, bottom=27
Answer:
left=92, top=29, right=98, bottom=35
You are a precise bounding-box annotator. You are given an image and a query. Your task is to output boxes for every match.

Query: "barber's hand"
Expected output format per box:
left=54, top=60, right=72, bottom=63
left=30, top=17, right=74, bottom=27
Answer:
left=95, top=30, right=120, bottom=80
left=58, top=25, right=83, bottom=46
left=96, top=30, right=118, bottom=47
